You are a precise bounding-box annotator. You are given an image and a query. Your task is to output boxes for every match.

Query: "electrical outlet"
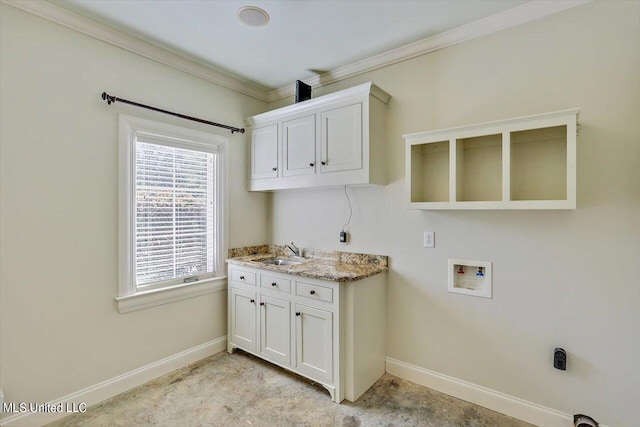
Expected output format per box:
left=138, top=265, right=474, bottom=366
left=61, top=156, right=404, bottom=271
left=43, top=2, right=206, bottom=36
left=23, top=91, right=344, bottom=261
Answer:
left=423, top=231, right=435, bottom=248
left=340, top=231, right=348, bottom=244
left=554, top=347, right=567, bottom=370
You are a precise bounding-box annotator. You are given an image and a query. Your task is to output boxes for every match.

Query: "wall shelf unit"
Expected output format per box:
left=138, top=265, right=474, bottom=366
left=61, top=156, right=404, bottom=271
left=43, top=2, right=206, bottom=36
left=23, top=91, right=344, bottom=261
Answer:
left=404, top=109, right=579, bottom=210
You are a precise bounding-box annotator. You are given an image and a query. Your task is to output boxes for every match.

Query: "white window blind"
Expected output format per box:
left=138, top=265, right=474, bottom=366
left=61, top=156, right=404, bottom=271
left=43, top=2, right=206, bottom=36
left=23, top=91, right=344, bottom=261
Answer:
left=135, top=140, right=216, bottom=287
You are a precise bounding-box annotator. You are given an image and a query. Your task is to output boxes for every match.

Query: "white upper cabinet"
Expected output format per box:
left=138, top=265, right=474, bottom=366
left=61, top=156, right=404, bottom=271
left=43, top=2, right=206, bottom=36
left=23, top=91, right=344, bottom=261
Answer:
left=246, top=82, right=390, bottom=191
left=251, top=124, right=278, bottom=179
left=283, top=114, right=316, bottom=177
left=320, top=103, right=363, bottom=174
left=404, top=109, right=579, bottom=210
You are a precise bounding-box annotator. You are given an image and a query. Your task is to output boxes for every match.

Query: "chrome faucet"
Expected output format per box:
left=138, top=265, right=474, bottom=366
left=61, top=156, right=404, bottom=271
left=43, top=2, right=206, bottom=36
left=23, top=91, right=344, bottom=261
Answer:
left=285, top=242, right=301, bottom=257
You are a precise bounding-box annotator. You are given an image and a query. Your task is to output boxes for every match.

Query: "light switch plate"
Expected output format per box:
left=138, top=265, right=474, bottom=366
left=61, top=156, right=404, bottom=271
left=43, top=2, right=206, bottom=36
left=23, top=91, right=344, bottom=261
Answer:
left=423, top=231, right=435, bottom=248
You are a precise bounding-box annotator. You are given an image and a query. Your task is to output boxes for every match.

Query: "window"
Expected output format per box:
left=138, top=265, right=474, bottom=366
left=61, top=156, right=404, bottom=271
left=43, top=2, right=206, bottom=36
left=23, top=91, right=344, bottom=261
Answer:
left=117, top=115, right=227, bottom=313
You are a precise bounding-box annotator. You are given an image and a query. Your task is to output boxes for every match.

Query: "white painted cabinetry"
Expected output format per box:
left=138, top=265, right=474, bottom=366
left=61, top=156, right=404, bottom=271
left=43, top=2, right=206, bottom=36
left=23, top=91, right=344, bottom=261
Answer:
left=229, top=287, right=258, bottom=353
left=246, top=82, right=390, bottom=191
left=404, top=108, right=579, bottom=209
left=295, top=303, right=333, bottom=383
left=251, top=124, right=278, bottom=179
left=227, top=265, right=386, bottom=403
left=320, top=103, right=363, bottom=174
left=282, top=114, right=316, bottom=177
left=260, top=294, right=291, bottom=365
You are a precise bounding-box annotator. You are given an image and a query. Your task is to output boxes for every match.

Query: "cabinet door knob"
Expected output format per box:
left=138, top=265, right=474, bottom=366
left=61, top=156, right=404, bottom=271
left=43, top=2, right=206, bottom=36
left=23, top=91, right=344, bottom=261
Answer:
left=260, top=302, right=265, bottom=306
left=271, top=282, right=277, bottom=287
left=309, top=163, right=314, bottom=167
left=295, top=312, right=301, bottom=316
left=240, top=276, right=245, bottom=280
left=272, top=167, right=277, bottom=171
left=309, top=290, right=316, bottom=295
left=321, top=161, right=326, bottom=165
left=250, top=299, right=255, bottom=303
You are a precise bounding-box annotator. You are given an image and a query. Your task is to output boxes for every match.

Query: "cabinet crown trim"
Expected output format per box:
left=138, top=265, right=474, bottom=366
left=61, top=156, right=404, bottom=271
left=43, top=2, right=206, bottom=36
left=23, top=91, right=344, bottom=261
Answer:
left=403, top=108, right=580, bottom=142
left=245, top=82, right=390, bottom=127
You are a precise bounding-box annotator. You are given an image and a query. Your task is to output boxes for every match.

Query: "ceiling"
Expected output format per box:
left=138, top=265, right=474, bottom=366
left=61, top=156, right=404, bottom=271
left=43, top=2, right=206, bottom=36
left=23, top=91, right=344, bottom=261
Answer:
left=54, top=0, right=528, bottom=90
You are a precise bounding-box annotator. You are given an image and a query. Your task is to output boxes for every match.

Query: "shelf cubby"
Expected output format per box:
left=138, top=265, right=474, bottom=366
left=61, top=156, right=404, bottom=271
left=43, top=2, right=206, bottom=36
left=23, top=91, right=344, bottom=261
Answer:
left=455, top=134, right=502, bottom=202
left=510, top=125, right=567, bottom=201
left=410, top=141, right=449, bottom=203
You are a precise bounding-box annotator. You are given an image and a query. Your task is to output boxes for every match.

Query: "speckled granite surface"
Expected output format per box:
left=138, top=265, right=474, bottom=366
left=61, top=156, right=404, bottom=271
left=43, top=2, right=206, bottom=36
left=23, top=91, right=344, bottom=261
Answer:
left=228, top=245, right=271, bottom=258
left=227, top=245, right=388, bottom=282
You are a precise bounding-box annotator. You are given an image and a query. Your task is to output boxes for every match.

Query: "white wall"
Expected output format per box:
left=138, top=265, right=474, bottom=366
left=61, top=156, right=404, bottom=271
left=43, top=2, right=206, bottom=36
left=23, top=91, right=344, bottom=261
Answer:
left=0, top=3, right=267, bottom=414
left=268, top=2, right=640, bottom=426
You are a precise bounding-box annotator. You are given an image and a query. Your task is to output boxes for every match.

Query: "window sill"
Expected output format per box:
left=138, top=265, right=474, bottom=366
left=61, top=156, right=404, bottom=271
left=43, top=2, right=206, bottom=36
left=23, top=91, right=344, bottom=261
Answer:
left=115, top=276, right=227, bottom=313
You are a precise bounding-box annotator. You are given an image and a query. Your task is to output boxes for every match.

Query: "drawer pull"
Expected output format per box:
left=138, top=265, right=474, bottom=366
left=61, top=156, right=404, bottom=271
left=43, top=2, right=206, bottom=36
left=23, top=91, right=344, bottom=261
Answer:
left=240, top=276, right=245, bottom=280
left=250, top=299, right=255, bottom=303
left=295, top=312, right=301, bottom=316
left=309, top=290, right=316, bottom=295
left=272, top=282, right=277, bottom=287
left=260, top=302, right=265, bottom=306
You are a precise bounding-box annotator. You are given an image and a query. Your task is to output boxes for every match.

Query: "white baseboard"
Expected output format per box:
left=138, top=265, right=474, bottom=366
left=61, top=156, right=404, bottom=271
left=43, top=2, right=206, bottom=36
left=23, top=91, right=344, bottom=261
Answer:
left=0, top=337, right=227, bottom=427
left=386, top=357, right=580, bottom=427
left=1, top=347, right=603, bottom=427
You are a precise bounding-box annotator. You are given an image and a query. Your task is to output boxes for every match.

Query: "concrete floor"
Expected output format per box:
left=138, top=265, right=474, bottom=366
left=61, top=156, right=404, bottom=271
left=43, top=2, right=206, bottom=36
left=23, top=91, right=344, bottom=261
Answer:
left=48, top=351, right=533, bottom=427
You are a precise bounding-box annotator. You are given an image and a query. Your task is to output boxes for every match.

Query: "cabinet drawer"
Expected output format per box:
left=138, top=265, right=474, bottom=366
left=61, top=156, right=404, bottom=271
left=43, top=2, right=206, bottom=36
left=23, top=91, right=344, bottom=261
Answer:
left=261, top=275, right=291, bottom=293
left=230, top=268, right=256, bottom=285
left=296, top=281, right=333, bottom=304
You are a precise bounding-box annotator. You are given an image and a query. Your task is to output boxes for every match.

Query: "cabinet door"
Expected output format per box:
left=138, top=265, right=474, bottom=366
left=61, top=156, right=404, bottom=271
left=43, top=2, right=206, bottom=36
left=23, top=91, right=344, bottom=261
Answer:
left=251, top=124, right=279, bottom=179
left=295, top=304, right=333, bottom=383
left=230, top=287, right=258, bottom=353
left=283, top=115, right=316, bottom=177
left=260, top=295, right=291, bottom=366
left=320, top=103, right=362, bottom=173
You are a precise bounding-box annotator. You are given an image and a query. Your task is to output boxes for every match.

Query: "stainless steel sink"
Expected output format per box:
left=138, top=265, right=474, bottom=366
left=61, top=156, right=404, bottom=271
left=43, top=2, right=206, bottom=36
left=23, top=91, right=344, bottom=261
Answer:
left=260, top=258, right=303, bottom=266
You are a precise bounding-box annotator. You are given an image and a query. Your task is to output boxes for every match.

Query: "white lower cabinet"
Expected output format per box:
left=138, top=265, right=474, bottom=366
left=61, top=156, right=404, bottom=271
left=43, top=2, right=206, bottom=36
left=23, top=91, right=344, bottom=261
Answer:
left=260, top=295, right=291, bottom=365
left=230, top=287, right=258, bottom=353
left=295, top=304, right=333, bottom=383
left=227, top=265, right=386, bottom=403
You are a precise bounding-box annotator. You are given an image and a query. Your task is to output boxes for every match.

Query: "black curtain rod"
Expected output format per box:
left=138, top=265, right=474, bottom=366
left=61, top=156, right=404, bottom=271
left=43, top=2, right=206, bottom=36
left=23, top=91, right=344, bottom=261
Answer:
left=101, top=92, right=245, bottom=134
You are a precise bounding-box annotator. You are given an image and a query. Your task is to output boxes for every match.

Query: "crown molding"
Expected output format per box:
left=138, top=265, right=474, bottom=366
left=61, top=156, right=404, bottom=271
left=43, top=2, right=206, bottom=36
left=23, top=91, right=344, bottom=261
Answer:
left=246, top=82, right=389, bottom=127
left=3, top=0, right=591, bottom=105
left=1, top=0, right=271, bottom=102
left=266, top=0, right=592, bottom=103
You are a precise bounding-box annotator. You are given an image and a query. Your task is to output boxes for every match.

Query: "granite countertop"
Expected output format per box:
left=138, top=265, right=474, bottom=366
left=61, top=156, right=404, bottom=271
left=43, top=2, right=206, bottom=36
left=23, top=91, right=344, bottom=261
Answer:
left=226, top=245, right=388, bottom=283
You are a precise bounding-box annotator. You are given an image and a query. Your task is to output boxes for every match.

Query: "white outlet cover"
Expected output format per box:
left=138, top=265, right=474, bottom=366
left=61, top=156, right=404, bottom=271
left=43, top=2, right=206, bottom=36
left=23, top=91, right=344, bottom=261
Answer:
left=423, top=231, right=435, bottom=248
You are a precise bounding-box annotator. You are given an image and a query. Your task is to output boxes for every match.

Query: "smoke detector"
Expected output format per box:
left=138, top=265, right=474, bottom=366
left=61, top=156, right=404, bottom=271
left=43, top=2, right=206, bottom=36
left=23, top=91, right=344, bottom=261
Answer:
left=237, top=6, right=270, bottom=27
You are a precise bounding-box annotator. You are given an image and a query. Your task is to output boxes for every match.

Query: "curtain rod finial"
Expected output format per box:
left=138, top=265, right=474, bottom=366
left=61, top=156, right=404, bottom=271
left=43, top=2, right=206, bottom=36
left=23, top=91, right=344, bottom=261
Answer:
left=101, top=92, right=115, bottom=105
